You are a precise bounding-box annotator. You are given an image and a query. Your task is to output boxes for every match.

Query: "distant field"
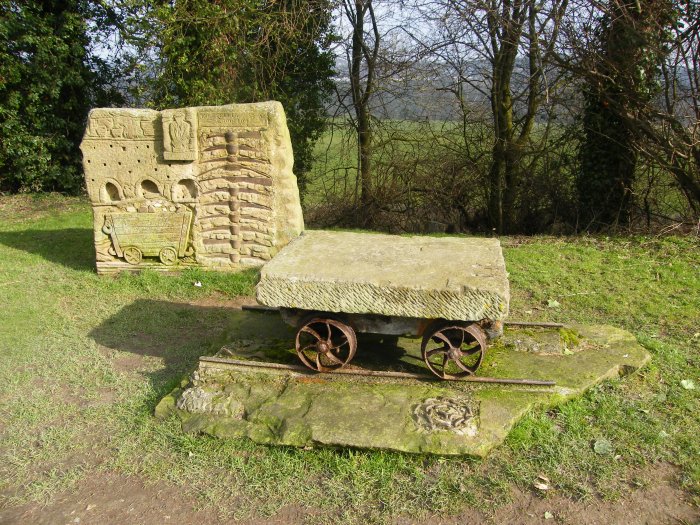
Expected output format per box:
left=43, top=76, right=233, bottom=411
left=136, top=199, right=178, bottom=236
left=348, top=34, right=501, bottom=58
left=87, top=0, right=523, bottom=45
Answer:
left=0, top=194, right=698, bottom=523
left=305, top=119, right=488, bottom=206
left=304, top=119, right=692, bottom=230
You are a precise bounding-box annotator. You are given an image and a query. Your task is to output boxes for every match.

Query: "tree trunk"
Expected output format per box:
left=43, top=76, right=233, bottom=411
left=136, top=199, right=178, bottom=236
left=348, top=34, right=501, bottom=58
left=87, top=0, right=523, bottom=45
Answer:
left=358, top=108, right=372, bottom=207
left=346, top=0, right=378, bottom=217
left=488, top=38, right=518, bottom=233
left=503, top=140, right=521, bottom=231
left=488, top=145, right=504, bottom=231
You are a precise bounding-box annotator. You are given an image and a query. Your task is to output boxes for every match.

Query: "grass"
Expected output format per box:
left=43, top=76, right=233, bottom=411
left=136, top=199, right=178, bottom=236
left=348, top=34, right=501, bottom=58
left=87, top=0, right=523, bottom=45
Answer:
left=0, top=194, right=698, bottom=522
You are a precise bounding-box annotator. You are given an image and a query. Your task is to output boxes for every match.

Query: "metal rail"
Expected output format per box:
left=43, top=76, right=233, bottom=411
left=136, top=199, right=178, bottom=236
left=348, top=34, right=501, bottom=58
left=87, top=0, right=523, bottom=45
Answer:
left=200, top=356, right=556, bottom=386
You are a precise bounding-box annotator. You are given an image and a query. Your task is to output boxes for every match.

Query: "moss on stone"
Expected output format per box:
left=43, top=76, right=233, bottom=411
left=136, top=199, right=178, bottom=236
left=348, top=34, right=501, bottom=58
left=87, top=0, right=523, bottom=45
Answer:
left=559, top=327, right=581, bottom=348
left=160, top=322, right=650, bottom=456
left=154, top=393, right=178, bottom=420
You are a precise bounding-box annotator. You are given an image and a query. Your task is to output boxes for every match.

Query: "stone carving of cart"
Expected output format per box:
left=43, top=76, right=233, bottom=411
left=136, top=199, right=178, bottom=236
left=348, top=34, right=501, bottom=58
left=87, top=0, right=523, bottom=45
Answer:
left=256, top=231, right=510, bottom=380
left=103, top=209, right=193, bottom=266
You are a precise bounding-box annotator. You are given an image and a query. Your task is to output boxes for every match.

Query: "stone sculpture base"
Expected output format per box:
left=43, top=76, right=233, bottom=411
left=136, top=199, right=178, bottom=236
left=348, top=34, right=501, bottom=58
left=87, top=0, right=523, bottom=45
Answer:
left=156, top=311, right=650, bottom=456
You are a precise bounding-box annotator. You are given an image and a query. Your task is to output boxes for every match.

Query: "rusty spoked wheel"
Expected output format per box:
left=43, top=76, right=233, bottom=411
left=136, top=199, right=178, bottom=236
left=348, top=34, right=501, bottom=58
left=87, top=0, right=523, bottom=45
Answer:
left=295, top=318, right=357, bottom=372
left=421, top=322, right=487, bottom=380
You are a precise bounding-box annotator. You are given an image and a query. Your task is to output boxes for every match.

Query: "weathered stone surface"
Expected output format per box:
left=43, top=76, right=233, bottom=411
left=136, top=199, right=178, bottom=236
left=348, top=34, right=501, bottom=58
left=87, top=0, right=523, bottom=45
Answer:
left=155, top=311, right=650, bottom=456
left=81, top=102, right=303, bottom=274
left=256, top=231, right=509, bottom=321
left=176, top=384, right=246, bottom=418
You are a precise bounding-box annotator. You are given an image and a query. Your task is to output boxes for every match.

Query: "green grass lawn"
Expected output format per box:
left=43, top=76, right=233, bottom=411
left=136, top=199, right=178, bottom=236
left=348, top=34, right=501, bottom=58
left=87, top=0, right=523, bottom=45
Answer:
left=0, top=194, right=698, bottom=522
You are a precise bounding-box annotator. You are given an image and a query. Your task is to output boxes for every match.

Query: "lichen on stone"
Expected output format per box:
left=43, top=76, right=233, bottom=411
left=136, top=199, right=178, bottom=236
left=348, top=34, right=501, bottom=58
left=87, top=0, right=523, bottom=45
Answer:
left=176, top=386, right=245, bottom=419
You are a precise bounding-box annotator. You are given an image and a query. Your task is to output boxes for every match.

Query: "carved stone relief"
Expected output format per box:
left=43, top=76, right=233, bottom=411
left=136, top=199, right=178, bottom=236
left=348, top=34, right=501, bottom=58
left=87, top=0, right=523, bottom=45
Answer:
left=412, top=397, right=479, bottom=436
left=162, top=108, right=198, bottom=161
left=81, top=103, right=304, bottom=274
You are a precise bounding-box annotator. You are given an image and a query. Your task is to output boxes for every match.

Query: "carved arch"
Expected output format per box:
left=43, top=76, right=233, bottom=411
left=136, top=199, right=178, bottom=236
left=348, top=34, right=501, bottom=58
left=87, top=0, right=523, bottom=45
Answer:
left=99, top=179, right=124, bottom=203
left=137, top=177, right=162, bottom=199
left=172, top=178, right=198, bottom=202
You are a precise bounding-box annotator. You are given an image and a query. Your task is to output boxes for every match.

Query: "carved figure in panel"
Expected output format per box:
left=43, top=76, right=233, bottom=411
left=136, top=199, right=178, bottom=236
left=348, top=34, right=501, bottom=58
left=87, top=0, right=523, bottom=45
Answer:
left=170, top=113, right=191, bottom=152
left=162, top=108, right=198, bottom=161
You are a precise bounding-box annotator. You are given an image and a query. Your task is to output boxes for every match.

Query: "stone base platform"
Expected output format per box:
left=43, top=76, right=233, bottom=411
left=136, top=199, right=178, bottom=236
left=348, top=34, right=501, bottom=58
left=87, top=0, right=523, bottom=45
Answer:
left=155, top=310, right=650, bottom=456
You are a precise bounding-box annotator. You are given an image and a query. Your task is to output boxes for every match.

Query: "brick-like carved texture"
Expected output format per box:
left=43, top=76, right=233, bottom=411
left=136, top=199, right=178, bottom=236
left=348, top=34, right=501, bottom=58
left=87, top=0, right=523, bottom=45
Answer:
left=81, top=102, right=304, bottom=274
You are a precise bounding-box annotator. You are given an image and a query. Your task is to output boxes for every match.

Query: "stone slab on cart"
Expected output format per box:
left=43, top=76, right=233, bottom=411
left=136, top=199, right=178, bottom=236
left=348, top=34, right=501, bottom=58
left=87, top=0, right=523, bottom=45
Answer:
left=156, top=310, right=650, bottom=456
left=256, top=231, right=510, bottom=322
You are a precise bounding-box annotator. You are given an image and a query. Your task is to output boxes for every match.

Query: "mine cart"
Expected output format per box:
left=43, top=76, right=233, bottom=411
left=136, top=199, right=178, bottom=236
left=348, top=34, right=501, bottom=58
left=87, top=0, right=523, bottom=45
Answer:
left=256, top=230, right=510, bottom=380
left=103, top=209, right=193, bottom=265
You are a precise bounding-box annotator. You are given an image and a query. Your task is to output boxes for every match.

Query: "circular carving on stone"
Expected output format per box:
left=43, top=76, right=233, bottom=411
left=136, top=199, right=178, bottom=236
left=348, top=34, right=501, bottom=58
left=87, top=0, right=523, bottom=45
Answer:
left=412, top=397, right=479, bottom=436
left=159, top=246, right=178, bottom=265
left=123, top=246, right=142, bottom=265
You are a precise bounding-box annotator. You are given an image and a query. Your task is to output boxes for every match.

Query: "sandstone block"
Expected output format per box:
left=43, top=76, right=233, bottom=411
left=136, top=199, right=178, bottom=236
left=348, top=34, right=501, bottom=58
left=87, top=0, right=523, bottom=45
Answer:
left=257, top=230, right=509, bottom=321
left=81, top=102, right=304, bottom=274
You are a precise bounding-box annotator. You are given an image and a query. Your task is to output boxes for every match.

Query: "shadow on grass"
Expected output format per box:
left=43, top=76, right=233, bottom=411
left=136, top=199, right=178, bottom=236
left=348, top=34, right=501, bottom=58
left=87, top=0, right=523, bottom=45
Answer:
left=89, top=300, right=295, bottom=401
left=0, top=228, right=95, bottom=272
left=89, top=300, right=428, bottom=405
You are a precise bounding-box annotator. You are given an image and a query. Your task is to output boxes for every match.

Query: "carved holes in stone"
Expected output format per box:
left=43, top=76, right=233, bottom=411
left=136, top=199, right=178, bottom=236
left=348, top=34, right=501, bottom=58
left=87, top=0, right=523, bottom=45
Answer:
left=173, top=179, right=197, bottom=202
left=139, top=178, right=161, bottom=199
left=100, top=181, right=123, bottom=203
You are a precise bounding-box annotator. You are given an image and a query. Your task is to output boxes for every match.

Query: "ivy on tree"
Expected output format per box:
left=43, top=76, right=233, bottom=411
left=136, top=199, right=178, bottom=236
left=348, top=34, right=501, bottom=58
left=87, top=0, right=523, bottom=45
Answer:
left=0, top=0, right=120, bottom=193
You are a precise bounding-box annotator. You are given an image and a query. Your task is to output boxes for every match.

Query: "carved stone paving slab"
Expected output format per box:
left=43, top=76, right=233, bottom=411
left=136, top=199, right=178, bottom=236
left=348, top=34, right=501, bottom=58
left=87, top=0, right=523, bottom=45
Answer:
left=80, top=102, right=304, bottom=274
left=413, top=397, right=479, bottom=436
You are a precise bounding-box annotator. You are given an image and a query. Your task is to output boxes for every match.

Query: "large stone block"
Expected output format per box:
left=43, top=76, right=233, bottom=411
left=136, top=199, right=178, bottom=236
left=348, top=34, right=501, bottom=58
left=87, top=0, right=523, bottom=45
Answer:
left=81, top=102, right=304, bottom=274
left=256, top=230, right=509, bottom=322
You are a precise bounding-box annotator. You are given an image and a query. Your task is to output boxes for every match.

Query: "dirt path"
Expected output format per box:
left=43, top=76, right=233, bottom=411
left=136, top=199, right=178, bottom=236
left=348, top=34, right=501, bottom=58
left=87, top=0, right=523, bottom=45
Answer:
left=1, top=464, right=696, bottom=525
left=415, top=464, right=698, bottom=524
left=0, top=472, right=306, bottom=525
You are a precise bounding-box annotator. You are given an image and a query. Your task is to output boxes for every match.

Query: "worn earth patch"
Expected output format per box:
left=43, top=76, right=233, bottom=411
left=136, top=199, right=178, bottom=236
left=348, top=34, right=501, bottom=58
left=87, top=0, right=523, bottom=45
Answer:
left=156, top=311, right=650, bottom=456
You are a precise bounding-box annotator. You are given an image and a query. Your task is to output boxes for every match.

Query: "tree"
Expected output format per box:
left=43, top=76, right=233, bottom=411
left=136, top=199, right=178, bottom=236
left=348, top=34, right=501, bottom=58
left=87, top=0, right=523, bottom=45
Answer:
left=414, top=0, right=569, bottom=233
left=147, top=0, right=335, bottom=187
left=573, top=0, right=678, bottom=229
left=0, top=0, right=120, bottom=193
left=341, top=0, right=380, bottom=210
left=654, top=0, right=700, bottom=216
left=326, top=0, right=425, bottom=226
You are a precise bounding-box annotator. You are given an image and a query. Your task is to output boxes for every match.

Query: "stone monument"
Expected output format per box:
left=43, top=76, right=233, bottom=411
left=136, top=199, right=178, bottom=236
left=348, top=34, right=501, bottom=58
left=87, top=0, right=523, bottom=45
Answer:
left=81, top=102, right=304, bottom=274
